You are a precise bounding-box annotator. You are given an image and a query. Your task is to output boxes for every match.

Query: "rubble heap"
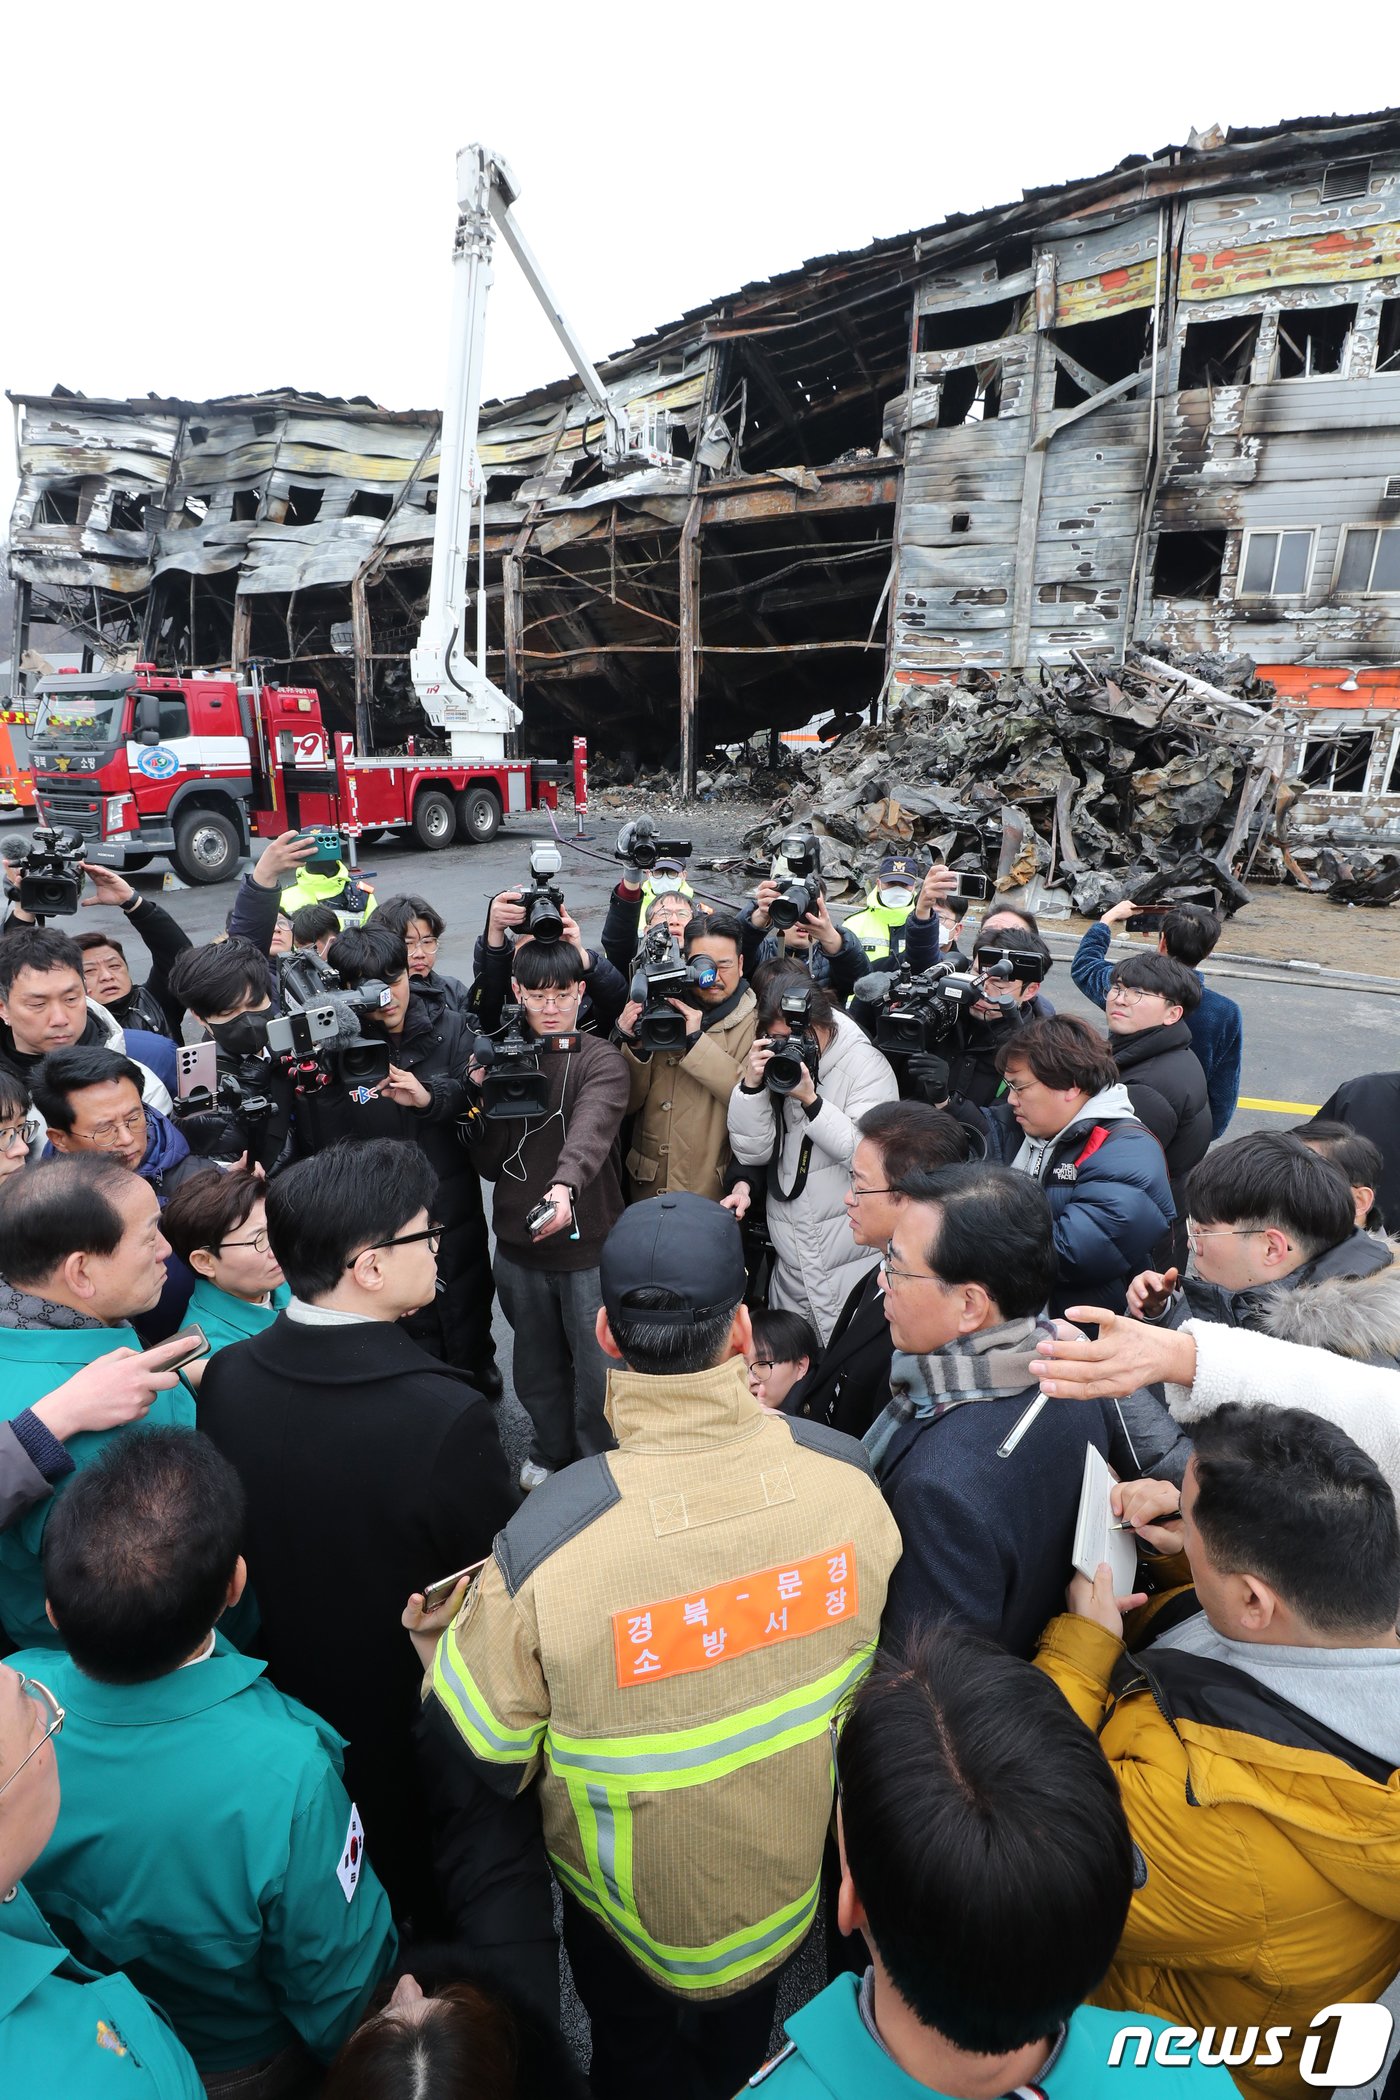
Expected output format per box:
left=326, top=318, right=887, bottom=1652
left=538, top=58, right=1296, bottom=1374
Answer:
left=733, top=653, right=1393, bottom=914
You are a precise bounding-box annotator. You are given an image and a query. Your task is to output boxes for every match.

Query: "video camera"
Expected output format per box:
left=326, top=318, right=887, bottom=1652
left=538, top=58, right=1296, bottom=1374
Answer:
left=767, top=830, right=822, bottom=931
left=171, top=1070, right=275, bottom=1162
left=765, top=987, right=821, bottom=1097
left=627, top=928, right=718, bottom=1052
left=471, top=1005, right=551, bottom=1120
left=615, top=816, right=693, bottom=874
left=518, top=844, right=566, bottom=946
left=5, top=825, right=85, bottom=918
left=866, top=957, right=1017, bottom=1057
left=267, top=950, right=394, bottom=1093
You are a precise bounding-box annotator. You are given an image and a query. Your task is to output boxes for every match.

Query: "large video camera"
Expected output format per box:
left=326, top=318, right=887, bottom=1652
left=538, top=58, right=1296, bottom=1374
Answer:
left=615, top=816, right=693, bottom=874
left=171, top=1070, right=275, bottom=1163
left=5, top=825, right=85, bottom=919
left=765, top=987, right=821, bottom=1097
left=518, top=844, right=566, bottom=946
left=471, top=1005, right=551, bottom=1120
left=267, top=950, right=394, bottom=1093
left=767, top=830, right=823, bottom=931
left=866, top=957, right=1017, bottom=1057
left=627, top=928, right=718, bottom=1053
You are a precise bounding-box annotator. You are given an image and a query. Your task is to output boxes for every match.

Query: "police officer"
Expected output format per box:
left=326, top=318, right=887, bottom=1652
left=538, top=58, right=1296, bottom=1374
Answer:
left=14, top=1428, right=396, bottom=2087
left=0, top=1659, right=205, bottom=2095
left=278, top=830, right=377, bottom=929
left=410, top=1193, right=901, bottom=2100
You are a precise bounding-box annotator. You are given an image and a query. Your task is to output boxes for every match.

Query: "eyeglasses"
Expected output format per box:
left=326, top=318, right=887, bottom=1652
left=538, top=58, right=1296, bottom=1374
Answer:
left=745, top=1358, right=775, bottom=1380
left=878, top=1241, right=944, bottom=1288
left=0, top=1122, right=29, bottom=1152
left=1185, top=1221, right=1265, bottom=1250
left=74, top=1106, right=146, bottom=1146
left=1107, top=983, right=1158, bottom=1005
left=846, top=1172, right=894, bottom=1198
left=0, top=1676, right=64, bottom=1801
left=346, top=1223, right=443, bottom=1267
left=405, top=933, right=439, bottom=952
left=518, top=989, right=582, bottom=1010
left=1001, top=1076, right=1040, bottom=1099
left=219, top=1227, right=270, bottom=1253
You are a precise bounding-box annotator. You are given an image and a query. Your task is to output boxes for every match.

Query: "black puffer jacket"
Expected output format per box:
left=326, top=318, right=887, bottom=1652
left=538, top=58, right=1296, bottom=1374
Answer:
left=1107, top=1020, right=1212, bottom=1186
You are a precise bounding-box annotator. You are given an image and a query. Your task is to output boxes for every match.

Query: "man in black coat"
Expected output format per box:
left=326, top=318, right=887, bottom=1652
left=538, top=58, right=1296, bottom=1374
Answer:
left=784, top=1099, right=971, bottom=1436
left=1311, top=1069, right=1400, bottom=1235
left=1102, top=952, right=1210, bottom=1264
left=198, top=1140, right=531, bottom=1956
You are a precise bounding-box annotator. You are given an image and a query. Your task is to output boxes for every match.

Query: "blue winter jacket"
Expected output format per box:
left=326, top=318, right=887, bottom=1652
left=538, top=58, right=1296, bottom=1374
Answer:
left=984, top=1089, right=1175, bottom=1317
left=1071, top=921, right=1242, bottom=1137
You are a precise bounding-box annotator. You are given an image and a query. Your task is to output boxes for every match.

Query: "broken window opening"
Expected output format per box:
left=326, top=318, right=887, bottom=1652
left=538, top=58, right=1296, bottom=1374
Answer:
left=231, top=489, right=262, bottom=522
left=1301, top=732, right=1374, bottom=792
left=950, top=511, right=972, bottom=533
left=1275, top=303, right=1356, bottom=379
left=1385, top=730, right=1400, bottom=795
left=1377, top=299, right=1400, bottom=375
left=347, top=489, right=394, bottom=520
left=487, top=472, right=530, bottom=505
left=108, top=491, right=147, bottom=533
left=938, top=361, right=1003, bottom=428
left=1151, top=529, right=1226, bottom=599
left=919, top=297, right=1017, bottom=355
left=1321, top=160, right=1372, bottom=202
left=1038, top=582, right=1121, bottom=607
left=1178, top=314, right=1261, bottom=389
left=284, top=485, right=324, bottom=526
left=1239, top=528, right=1316, bottom=597
left=667, top=422, right=695, bottom=462
left=1336, top=525, right=1400, bottom=594
left=1050, top=310, right=1152, bottom=409
left=423, top=489, right=438, bottom=513
left=34, top=482, right=86, bottom=527
left=951, top=586, right=1007, bottom=604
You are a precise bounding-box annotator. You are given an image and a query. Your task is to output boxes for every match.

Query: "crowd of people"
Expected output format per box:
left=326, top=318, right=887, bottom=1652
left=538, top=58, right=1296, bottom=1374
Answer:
left=0, top=815, right=1398, bottom=2100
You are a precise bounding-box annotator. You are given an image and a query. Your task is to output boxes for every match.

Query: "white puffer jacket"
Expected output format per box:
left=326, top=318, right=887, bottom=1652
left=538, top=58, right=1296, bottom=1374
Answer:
left=728, top=1008, right=898, bottom=1344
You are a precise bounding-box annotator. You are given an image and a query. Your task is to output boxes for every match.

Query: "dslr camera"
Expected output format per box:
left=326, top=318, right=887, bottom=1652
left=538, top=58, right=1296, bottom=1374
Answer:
left=471, top=1006, right=550, bottom=1120
left=765, top=987, right=821, bottom=1097
left=627, top=928, right=719, bottom=1053
left=7, top=825, right=85, bottom=918
left=767, top=830, right=823, bottom=931
left=172, top=1069, right=275, bottom=1162
left=266, top=950, right=394, bottom=1092
left=615, top=815, right=693, bottom=874
left=517, top=844, right=566, bottom=946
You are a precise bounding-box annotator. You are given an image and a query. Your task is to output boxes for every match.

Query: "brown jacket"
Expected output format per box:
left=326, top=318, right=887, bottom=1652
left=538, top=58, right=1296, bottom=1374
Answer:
left=466, top=1030, right=627, bottom=1271
left=623, top=984, right=757, bottom=1202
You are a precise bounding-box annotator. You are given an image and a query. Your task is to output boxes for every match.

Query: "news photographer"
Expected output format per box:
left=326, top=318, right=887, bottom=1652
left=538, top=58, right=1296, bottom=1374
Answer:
left=740, top=829, right=866, bottom=988
left=855, top=917, right=1052, bottom=1111
left=614, top=911, right=757, bottom=1202
left=599, top=816, right=697, bottom=974
left=465, top=939, right=628, bottom=1491
left=165, top=937, right=294, bottom=1173
left=329, top=921, right=500, bottom=1394
left=726, top=967, right=898, bottom=1343
left=472, top=843, right=626, bottom=1039
left=3, top=853, right=194, bottom=1041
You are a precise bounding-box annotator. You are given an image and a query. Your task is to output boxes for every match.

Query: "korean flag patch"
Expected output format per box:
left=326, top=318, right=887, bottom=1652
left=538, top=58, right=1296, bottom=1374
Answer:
left=337, top=1804, right=365, bottom=1903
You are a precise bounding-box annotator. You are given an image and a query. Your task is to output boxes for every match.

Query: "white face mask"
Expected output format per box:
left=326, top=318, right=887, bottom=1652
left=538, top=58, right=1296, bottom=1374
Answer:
left=878, top=887, right=914, bottom=910
left=650, top=874, right=681, bottom=895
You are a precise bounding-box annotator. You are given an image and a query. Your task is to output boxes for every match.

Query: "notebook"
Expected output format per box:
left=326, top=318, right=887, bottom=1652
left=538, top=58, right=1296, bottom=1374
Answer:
left=1072, top=1444, right=1140, bottom=1593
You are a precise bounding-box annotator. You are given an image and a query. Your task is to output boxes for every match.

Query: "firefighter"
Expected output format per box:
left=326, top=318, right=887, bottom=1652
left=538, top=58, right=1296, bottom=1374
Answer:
left=410, top=1192, right=901, bottom=2100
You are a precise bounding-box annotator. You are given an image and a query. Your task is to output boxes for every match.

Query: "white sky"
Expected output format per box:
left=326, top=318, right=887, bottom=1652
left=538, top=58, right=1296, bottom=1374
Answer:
left=1, top=1, right=1392, bottom=521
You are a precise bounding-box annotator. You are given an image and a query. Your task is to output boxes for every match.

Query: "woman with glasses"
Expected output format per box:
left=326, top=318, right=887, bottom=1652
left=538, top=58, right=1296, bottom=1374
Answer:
left=0, top=1662, right=205, bottom=2093
left=376, top=894, right=471, bottom=1013
left=161, top=1170, right=290, bottom=1386
left=0, top=1069, right=38, bottom=1177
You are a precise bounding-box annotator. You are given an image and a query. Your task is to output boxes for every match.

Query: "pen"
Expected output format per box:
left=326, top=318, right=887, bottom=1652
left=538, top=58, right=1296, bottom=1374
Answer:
left=1110, top=1509, right=1181, bottom=1530
left=996, top=1395, right=1048, bottom=1459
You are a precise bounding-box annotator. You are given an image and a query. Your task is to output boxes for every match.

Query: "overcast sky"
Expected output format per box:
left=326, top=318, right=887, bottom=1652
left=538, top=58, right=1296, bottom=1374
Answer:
left=2, top=3, right=1391, bottom=520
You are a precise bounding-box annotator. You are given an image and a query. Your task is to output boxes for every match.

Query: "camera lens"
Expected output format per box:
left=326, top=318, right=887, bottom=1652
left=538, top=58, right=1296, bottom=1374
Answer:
left=768, top=894, right=799, bottom=931
left=526, top=897, right=564, bottom=944
left=765, top=1050, right=805, bottom=1095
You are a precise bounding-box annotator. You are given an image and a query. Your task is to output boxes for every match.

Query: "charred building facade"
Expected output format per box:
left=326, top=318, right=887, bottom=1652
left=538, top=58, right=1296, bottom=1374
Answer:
left=8, top=106, right=1400, bottom=823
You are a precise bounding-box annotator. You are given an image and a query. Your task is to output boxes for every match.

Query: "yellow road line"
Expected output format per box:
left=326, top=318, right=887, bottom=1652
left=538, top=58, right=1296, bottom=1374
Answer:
left=1237, top=1096, right=1322, bottom=1115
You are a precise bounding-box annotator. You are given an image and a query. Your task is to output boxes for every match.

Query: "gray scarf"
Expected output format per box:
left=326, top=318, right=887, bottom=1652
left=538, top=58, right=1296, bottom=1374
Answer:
left=0, top=1277, right=104, bottom=1332
left=862, top=1316, right=1052, bottom=1476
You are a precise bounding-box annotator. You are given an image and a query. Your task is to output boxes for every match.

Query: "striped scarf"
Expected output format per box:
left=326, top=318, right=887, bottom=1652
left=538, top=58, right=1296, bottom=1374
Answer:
left=862, top=1316, right=1053, bottom=1476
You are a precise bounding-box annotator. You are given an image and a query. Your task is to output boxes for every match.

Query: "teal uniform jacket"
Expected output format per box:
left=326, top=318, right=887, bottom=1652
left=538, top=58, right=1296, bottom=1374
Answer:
left=0, top=1320, right=195, bottom=1648
left=0, top=1882, right=203, bottom=2098
left=12, top=1635, right=397, bottom=2073
left=742, top=1976, right=1241, bottom=2097
left=186, top=1275, right=291, bottom=1355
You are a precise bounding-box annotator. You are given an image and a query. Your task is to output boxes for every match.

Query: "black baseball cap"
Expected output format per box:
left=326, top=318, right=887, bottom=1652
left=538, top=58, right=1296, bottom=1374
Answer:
left=600, top=1192, right=747, bottom=1326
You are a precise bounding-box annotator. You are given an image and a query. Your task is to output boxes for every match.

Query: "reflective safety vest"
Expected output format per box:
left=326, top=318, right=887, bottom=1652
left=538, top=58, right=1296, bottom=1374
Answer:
left=433, top=1358, right=902, bottom=1999
left=279, top=865, right=378, bottom=929
left=637, top=873, right=695, bottom=933
left=843, top=890, right=912, bottom=964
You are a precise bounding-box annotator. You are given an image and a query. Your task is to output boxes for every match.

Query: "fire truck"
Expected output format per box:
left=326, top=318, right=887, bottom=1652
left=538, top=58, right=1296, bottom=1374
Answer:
left=27, top=664, right=571, bottom=883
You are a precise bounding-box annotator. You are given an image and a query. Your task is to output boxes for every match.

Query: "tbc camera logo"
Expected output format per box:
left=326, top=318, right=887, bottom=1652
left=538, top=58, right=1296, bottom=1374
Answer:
left=1110, top=2003, right=1393, bottom=2085
left=134, top=745, right=180, bottom=781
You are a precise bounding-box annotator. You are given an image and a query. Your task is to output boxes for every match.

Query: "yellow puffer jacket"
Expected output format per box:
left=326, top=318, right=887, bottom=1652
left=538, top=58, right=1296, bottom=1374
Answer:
left=1037, top=1596, right=1400, bottom=2100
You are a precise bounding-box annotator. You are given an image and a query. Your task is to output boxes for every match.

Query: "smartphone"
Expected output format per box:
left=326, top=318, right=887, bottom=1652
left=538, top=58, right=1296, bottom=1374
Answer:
left=422, top=1557, right=488, bottom=1613
left=1125, top=907, right=1169, bottom=934
left=151, top=1324, right=210, bottom=1373
left=957, top=871, right=995, bottom=902
left=176, top=1040, right=218, bottom=1100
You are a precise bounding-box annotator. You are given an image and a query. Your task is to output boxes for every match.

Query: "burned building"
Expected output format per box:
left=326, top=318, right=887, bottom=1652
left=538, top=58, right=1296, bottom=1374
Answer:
left=7, top=105, right=1400, bottom=837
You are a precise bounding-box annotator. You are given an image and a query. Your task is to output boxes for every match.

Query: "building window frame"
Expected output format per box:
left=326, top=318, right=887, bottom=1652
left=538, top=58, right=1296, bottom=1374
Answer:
left=1237, top=526, right=1317, bottom=599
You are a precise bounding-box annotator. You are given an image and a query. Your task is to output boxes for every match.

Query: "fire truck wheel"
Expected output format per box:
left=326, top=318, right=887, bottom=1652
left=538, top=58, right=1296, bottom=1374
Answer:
left=412, top=790, right=456, bottom=850
left=173, top=807, right=241, bottom=884
left=455, top=785, right=501, bottom=844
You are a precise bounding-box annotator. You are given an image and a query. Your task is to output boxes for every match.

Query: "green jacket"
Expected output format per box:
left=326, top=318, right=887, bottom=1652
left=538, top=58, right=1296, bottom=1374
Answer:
left=13, top=1636, right=397, bottom=2073
left=745, top=1974, right=1239, bottom=2097
left=843, top=890, right=912, bottom=965
left=279, top=864, right=377, bottom=927
left=0, top=1315, right=195, bottom=1648
left=186, top=1275, right=291, bottom=1355
left=0, top=1883, right=203, bottom=2098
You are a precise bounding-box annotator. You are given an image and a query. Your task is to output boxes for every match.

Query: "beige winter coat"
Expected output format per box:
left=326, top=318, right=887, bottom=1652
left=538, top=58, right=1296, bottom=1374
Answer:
left=623, top=985, right=758, bottom=1202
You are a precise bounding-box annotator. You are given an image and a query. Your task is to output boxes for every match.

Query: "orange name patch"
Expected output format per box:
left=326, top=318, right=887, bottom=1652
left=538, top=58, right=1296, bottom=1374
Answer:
left=612, top=1543, right=857, bottom=1688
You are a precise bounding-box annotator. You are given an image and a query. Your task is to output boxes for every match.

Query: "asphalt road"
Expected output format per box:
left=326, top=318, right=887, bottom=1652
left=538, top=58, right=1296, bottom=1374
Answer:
left=27, top=812, right=1400, bottom=2073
